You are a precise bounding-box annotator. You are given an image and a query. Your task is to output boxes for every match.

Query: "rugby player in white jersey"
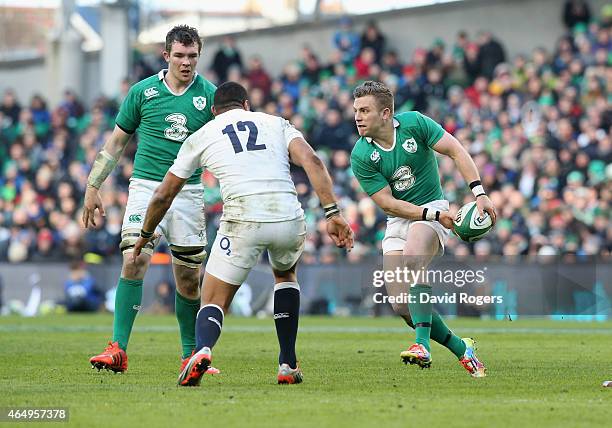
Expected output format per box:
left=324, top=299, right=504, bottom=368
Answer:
left=133, top=82, right=354, bottom=386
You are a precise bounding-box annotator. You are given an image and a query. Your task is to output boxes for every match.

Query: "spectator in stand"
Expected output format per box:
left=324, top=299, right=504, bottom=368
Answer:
left=354, top=47, right=377, bottom=80
left=300, top=48, right=322, bottom=86
left=463, top=42, right=481, bottom=84
left=333, top=16, right=360, bottom=64
left=453, top=31, right=470, bottom=62
left=477, top=31, right=506, bottom=80
left=211, top=36, right=243, bottom=83
left=0, top=15, right=610, bottom=262
left=360, top=20, right=386, bottom=64
left=59, top=89, right=85, bottom=120
left=311, top=109, right=354, bottom=151
left=1, top=89, right=21, bottom=127
left=563, top=0, right=592, bottom=30
left=245, top=55, right=272, bottom=98
left=426, top=38, right=446, bottom=70
left=381, top=50, right=403, bottom=76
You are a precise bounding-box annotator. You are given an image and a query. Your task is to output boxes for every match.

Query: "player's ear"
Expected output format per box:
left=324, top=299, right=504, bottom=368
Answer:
left=162, top=50, right=170, bottom=63
left=381, top=107, right=392, bottom=121
left=211, top=105, right=218, bottom=116
left=243, top=100, right=251, bottom=111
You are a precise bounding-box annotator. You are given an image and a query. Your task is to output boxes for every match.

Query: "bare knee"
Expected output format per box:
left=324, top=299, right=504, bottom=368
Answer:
left=121, top=252, right=150, bottom=279
left=390, top=302, right=411, bottom=318
left=174, top=265, right=201, bottom=299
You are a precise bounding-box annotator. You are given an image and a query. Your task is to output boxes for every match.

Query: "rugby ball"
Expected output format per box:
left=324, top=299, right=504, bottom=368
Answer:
left=453, top=201, right=493, bottom=242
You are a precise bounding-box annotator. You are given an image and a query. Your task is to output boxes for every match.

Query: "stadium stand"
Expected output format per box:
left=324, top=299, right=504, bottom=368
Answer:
left=0, top=11, right=610, bottom=264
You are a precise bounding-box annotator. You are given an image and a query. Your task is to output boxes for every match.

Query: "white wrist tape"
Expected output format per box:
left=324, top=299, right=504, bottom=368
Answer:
left=471, top=184, right=485, bottom=197
left=87, top=150, right=119, bottom=189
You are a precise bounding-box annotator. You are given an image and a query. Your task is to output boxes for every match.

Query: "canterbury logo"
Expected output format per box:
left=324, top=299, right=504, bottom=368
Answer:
left=128, top=214, right=142, bottom=223
left=274, top=313, right=290, bottom=319
left=208, top=316, right=222, bottom=329
left=132, top=305, right=141, bottom=311
left=144, top=87, right=159, bottom=98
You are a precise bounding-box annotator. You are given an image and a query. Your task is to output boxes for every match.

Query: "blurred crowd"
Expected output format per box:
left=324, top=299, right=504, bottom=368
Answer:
left=0, top=1, right=610, bottom=264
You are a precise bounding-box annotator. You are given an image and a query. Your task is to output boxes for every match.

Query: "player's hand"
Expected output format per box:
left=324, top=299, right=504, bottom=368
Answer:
left=82, top=185, right=105, bottom=228
left=476, top=195, right=497, bottom=225
left=132, top=233, right=158, bottom=262
left=438, top=211, right=455, bottom=230
left=326, top=214, right=354, bottom=250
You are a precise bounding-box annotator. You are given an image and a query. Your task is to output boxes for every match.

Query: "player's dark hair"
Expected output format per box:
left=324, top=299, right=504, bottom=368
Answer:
left=165, top=25, right=202, bottom=54
left=214, top=82, right=248, bottom=111
left=353, top=81, right=394, bottom=113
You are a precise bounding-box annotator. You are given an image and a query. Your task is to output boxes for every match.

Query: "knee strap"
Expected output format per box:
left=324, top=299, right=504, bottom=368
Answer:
left=120, top=230, right=157, bottom=255
left=170, top=245, right=207, bottom=268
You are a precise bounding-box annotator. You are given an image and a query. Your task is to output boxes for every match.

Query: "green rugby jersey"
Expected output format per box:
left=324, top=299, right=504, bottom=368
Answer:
left=350, top=111, right=445, bottom=206
left=115, top=70, right=216, bottom=184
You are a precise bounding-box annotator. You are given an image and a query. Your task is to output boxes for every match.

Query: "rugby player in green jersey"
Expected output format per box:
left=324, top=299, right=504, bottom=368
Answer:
left=351, top=81, right=497, bottom=377
left=82, top=25, right=218, bottom=375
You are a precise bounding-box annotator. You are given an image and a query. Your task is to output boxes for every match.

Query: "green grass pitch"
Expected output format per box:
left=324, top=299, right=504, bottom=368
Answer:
left=1, top=315, right=611, bottom=427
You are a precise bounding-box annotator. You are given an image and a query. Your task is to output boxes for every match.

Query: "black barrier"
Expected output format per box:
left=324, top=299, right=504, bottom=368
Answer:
left=0, top=256, right=610, bottom=318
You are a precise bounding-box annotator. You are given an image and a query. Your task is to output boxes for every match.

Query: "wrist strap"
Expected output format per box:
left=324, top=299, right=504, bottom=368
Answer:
left=323, top=202, right=340, bottom=220
left=140, top=229, right=154, bottom=239
left=422, top=207, right=440, bottom=222
left=469, top=180, right=486, bottom=198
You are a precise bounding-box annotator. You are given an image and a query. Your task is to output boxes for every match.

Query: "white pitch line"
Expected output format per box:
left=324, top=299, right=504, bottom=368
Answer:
left=0, top=325, right=611, bottom=334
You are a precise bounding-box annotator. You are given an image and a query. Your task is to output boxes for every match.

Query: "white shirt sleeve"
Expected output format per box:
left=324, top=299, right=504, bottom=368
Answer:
left=169, top=130, right=204, bottom=179
left=280, top=118, right=304, bottom=147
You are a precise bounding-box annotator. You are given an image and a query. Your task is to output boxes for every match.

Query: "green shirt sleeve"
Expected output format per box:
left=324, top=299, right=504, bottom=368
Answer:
left=350, top=153, right=388, bottom=196
left=414, top=112, right=445, bottom=148
left=115, top=85, right=142, bottom=133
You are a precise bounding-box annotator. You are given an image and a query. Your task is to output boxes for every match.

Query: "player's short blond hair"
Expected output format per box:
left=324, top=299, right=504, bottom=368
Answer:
left=353, top=81, right=394, bottom=114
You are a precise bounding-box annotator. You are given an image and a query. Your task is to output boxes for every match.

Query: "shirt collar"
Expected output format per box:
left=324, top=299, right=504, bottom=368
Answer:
left=157, top=69, right=199, bottom=80
left=158, top=69, right=198, bottom=96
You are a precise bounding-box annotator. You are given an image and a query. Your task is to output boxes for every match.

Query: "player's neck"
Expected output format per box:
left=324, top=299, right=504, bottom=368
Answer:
left=371, top=124, right=395, bottom=149
left=164, top=71, right=193, bottom=94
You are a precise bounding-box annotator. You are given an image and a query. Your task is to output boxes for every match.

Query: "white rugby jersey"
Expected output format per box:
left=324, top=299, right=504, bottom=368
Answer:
left=170, top=108, right=305, bottom=222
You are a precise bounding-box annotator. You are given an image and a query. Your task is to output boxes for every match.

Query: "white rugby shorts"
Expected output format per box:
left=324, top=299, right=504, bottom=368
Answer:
left=121, top=177, right=207, bottom=247
left=206, top=218, right=306, bottom=285
left=382, top=199, right=451, bottom=256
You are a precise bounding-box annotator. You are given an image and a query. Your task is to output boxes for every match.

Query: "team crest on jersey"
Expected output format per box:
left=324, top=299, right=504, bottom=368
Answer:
left=402, top=137, right=417, bottom=153
left=370, top=149, right=381, bottom=163
left=391, top=166, right=416, bottom=192
left=192, top=96, right=206, bottom=110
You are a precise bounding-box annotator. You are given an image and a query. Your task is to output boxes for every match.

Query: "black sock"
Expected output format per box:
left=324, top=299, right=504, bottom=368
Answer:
left=195, top=304, right=224, bottom=351
left=273, top=283, right=300, bottom=368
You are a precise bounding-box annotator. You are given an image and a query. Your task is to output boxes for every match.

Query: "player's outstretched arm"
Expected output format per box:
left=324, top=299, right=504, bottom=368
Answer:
left=432, top=132, right=497, bottom=224
left=288, top=137, right=354, bottom=249
left=132, top=172, right=187, bottom=260
left=82, top=125, right=132, bottom=228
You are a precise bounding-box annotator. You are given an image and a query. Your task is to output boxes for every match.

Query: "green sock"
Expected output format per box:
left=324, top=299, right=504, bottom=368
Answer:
left=112, top=278, right=143, bottom=351
left=430, top=312, right=467, bottom=358
left=408, top=284, right=433, bottom=352
left=175, top=291, right=200, bottom=359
